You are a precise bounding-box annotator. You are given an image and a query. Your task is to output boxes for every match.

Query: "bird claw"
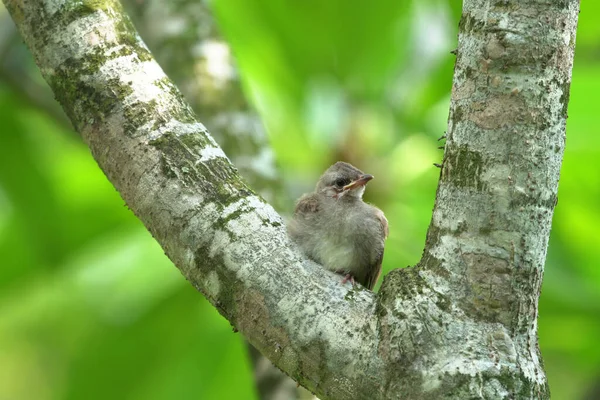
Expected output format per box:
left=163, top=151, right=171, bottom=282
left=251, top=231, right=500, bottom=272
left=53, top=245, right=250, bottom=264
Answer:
left=341, top=274, right=356, bottom=286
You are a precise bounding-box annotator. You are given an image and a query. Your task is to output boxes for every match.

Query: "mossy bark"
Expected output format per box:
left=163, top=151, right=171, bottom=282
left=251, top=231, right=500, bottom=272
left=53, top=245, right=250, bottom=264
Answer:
left=122, top=0, right=286, bottom=210
left=2, top=0, right=579, bottom=399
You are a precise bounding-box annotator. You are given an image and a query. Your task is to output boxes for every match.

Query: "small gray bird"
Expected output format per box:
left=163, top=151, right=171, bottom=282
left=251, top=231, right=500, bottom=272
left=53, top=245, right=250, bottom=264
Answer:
left=288, top=162, right=388, bottom=290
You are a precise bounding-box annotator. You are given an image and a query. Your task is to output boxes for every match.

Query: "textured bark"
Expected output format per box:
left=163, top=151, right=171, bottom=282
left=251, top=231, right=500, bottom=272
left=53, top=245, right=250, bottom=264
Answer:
left=118, top=2, right=296, bottom=398
left=3, top=0, right=294, bottom=396
left=2, top=0, right=578, bottom=399
left=411, top=0, right=579, bottom=397
left=121, top=0, right=286, bottom=209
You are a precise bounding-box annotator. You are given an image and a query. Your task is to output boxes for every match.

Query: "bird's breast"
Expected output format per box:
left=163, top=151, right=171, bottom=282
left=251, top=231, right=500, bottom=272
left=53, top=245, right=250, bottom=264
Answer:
left=312, top=207, right=380, bottom=274
left=315, top=238, right=358, bottom=273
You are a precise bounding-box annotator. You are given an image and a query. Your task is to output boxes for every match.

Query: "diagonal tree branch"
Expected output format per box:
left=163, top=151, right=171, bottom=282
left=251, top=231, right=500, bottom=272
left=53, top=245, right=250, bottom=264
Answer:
left=119, top=1, right=299, bottom=398
left=2, top=0, right=578, bottom=399
left=3, top=0, right=382, bottom=398
left=3, top=1, right=298, bottom=396
left=122, top=0, right=286, bottom=209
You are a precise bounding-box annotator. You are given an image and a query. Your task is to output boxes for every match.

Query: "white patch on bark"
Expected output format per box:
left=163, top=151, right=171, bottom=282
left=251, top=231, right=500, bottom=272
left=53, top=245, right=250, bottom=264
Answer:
left=205, top=270, right=221, bottom=298
left=198, top=146, right=228, bottom=162
left=102, top=56, right=167, bottom=102
left=145, top=121, right=210, bottom=141
left=40, top=13, right=114, bottom=68
left=209, top=228, right=232, bottom=259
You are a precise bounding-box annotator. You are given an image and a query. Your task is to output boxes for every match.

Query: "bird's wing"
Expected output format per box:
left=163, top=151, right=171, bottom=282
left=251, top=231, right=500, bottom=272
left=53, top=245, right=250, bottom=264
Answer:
left=364, top=210, right=388, bottom=290
left=294, top=193, right=320, bottom=215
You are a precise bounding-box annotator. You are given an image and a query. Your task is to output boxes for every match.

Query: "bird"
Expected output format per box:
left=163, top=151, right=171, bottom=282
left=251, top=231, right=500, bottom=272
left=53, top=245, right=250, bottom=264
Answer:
left=287, top=162, right=388, bottom=290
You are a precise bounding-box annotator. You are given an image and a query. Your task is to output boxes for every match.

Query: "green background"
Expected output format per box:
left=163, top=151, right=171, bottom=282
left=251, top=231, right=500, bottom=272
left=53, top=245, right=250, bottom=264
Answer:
left=0, top=1, right=598, bottom=399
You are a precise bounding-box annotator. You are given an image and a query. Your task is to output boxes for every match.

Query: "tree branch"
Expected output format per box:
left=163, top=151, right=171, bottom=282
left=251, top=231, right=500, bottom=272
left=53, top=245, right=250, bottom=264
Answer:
left=3, top=0, right=297, bottom=396
left=2, top=0, right=579, bottom=399
left=119, top=1, right=297, bottom=397
left=122, top=0, right=286, bottom=209
left=3, top=0, right=382, bottom=398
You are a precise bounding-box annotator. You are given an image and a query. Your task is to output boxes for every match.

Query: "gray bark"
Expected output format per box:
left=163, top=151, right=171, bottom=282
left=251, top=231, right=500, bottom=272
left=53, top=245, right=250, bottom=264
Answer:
left=121, top=0, right=286, bottom=209
left=119, top=2, right=297, bottom=398
left=2, top=0, right=296, bottom=396
left=2, top=0, right=579, bottom=399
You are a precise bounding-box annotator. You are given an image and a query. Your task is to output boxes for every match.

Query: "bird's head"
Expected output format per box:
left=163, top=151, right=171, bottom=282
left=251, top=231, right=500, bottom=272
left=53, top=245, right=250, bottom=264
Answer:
left=316, top=161, right=374, bottom=200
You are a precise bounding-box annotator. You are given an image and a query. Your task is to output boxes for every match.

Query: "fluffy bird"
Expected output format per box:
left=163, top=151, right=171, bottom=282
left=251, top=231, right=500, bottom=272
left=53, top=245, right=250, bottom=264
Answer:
left=288, top=162, right=388, bottom=290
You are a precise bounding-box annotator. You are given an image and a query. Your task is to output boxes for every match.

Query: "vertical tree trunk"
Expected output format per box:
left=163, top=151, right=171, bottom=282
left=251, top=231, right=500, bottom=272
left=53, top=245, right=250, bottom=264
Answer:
left=409, top=0, right=579, bottom=396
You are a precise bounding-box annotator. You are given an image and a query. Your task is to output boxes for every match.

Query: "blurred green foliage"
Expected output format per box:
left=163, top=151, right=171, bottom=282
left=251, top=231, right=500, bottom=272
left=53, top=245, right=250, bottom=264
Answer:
left=0, top=0, right=598, bottom=399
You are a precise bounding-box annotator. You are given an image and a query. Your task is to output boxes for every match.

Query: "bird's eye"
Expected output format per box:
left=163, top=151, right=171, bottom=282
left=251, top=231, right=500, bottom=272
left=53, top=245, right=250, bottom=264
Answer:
left=335, top=178, right=349, bottom=187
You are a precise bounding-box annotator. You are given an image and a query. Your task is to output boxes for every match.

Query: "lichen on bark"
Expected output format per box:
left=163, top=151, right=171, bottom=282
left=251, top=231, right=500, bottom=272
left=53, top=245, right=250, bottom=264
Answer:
left=123, top=0, right=286, bottom=209
left=2, top=0, right=579, bottom=398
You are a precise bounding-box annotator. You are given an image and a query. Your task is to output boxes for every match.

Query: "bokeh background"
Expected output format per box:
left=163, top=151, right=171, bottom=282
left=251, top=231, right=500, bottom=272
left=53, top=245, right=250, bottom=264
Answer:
left=0, top=1, right=598, bottom=399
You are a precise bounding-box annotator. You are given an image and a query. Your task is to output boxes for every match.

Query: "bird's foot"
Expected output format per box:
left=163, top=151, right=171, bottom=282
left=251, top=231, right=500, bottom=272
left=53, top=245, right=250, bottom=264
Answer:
left=341, top=274, right=356, bottom=286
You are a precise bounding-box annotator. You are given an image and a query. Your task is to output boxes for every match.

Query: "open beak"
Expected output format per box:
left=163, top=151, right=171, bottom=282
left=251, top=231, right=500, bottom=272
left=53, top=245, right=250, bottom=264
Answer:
left=343, top=174, right=374, bottom=191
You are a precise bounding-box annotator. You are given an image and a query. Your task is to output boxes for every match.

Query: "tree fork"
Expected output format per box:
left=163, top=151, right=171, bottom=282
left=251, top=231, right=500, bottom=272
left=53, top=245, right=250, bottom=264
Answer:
left=2, top=0, right=579, bottom=398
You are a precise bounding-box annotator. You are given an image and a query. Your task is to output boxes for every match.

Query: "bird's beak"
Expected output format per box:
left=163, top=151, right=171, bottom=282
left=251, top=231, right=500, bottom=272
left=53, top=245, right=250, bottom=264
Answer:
left=343, top=174, right=374, bottom=191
